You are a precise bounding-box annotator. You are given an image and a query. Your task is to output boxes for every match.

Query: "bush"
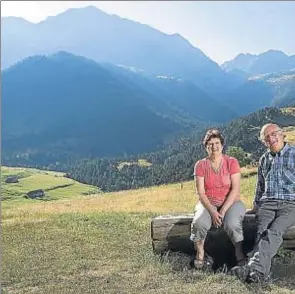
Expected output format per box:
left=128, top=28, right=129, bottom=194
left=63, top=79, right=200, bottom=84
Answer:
left=226, top=146, right=251, bottom=167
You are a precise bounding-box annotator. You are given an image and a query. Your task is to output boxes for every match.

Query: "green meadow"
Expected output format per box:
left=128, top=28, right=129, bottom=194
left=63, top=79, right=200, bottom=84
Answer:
left=1, top=166, right=100, bottom=202
left=1, top=166, right=294, bottom=293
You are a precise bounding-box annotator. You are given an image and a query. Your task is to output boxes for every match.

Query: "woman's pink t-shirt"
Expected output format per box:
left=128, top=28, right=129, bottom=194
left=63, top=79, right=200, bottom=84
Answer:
left=194, top=155, right=240, bottom=207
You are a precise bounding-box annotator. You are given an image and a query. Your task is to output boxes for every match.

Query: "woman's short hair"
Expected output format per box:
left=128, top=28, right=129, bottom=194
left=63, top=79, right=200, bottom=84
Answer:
left=203, top=129, right=225, bottom=147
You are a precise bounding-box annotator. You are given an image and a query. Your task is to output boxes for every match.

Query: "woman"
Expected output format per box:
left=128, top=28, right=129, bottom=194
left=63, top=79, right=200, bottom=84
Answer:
left=190, top=129, right=246, bottom=269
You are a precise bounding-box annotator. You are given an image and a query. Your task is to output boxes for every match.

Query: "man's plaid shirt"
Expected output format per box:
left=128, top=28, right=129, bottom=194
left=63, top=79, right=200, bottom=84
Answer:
left=254, top=143, right=295, bottom=205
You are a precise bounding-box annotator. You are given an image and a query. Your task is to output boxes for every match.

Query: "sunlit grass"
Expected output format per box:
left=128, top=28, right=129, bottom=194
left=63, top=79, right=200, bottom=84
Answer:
left=2, top=170, right=256, bottom=225
left=117, top=158, right=152, bottom=170
left=281, top=107, right=295, bottom=115
left=3, top=211, right=259, bottom=294
left=3, top=166, right=292, bottom=294
left=1, top=166, right=63, bottom=177
left=284, top=126, right=295, bottom=145
left=281, top=107, right=295, bottom=145
left=1, top=166, right=100, bottom=202
left=137, top=158, right=152, bottom=167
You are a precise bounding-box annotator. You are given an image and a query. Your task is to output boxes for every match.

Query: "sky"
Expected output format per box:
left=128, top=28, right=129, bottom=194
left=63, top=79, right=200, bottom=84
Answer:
left=1, top=1, right=295, bottom=64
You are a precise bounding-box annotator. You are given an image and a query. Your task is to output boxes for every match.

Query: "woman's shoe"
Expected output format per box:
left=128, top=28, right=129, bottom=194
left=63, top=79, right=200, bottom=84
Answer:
left=194, top=254, right=213, bottom=270
left=194, top=258, right=204, bottom=269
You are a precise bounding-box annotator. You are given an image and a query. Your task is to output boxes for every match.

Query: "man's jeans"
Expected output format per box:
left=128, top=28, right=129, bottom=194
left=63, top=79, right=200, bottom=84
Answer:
left=248, top=200, right=295, bottom=276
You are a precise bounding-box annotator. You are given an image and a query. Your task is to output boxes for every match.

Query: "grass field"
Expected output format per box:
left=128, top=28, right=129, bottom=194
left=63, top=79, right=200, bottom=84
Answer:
left=117, top=159, right=152, bottom=170
left=284, top=126, right=295, bottom=145
left=282, top=107, right=295, bottom=146
left=1, top=166, right=294, bottom=293
left=1, top=166, right=100, bottom=202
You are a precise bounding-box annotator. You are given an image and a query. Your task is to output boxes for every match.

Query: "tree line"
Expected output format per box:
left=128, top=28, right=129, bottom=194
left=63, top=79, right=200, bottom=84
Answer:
left=3, top=107, right=293, bottom=192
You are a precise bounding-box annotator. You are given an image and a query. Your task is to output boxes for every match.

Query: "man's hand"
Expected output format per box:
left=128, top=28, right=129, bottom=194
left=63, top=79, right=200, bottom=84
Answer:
left=210, top=210, right=223, bottom=228
left=245, top=207, right=256, bottom=214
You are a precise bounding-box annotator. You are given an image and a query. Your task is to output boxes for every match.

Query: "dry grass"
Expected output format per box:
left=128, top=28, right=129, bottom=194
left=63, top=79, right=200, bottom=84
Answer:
left=2, top=174, right=256, bottom=224
left=284, top=126, right=295, bottom=145
left=117, top=158, right=152, bottom=170
left=281, top=107, right=295, bottom=115
left=3, top=166, right=293, bottom=294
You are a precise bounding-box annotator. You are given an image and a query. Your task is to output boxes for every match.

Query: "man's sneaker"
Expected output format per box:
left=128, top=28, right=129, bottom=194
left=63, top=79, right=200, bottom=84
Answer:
left=247, top=269, right=264, bottom=283
left=247, top=269, right=271, bottom=285
left=228, top=265, right=250, bottom=282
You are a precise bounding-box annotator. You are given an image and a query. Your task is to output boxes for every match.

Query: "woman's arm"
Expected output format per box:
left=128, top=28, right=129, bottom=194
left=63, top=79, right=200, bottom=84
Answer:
left=219, top=172, right=240, bottom=217
left=195, top=176, right=222, bottom=227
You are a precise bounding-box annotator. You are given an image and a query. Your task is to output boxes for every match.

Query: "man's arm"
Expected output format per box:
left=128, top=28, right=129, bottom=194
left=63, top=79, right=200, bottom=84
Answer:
left=246, top=162, right=264, bottom=214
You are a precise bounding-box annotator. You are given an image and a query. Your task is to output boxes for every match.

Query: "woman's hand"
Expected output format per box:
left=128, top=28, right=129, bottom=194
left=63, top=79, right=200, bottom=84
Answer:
left=219, top=208, right=226, bottom=219
left=210, top=210, right=223, bottom=228
left=220, top=173, right=240, bottom=216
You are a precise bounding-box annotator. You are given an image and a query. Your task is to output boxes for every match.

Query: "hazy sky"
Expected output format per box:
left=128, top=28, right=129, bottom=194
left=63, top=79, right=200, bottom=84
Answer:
left=1, top=1, right=295, bottom=64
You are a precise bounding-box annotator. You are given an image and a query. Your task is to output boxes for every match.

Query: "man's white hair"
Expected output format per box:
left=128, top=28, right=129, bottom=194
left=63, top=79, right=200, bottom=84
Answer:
left=260, top=123, right=283, bottom=141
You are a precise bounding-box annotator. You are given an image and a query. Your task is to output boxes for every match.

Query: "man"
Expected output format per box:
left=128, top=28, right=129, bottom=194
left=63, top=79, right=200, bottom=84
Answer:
left=230, top=123, right=295, bottom=284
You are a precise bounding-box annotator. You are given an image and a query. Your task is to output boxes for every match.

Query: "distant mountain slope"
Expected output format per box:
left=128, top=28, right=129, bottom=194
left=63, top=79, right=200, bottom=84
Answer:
left=100, top=63, right=237, bottom=123
left=222, top=50, right=295, bottom=75
left=221, top=69, right=295, bottom=116
left=221, top=80, right=275, bottom=116
left=2, top=52, right=239, bottom=166
left=2, top=52, right=187, bottom=160
left=1, top=5, right=233, bottom=96
left=249, top=70, right=295, bottom=106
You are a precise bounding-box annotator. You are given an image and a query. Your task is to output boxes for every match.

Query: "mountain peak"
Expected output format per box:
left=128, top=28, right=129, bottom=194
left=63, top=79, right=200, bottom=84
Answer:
left=222, top=49, right=294, bottom=75
left=1, top=16, right=34, bottom=26
left=260, top=49, right=288, bottom=58
left=236, top=53, right=255, bottom=58
left=63, top=5, right=106, bottom=15
left=42, top=5, right=108, bottom=24
left=50, top=51, right=82, bottom=59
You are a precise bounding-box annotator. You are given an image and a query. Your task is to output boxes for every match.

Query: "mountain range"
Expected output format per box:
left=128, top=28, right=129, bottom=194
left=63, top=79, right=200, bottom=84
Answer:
left=2, top=52, right=237, bottom=162
left=1, top=5, right=232, bottom=98
left=222, top=69, right=295, bottom=115
left=1, top=5, right=295, bottom=167
left=222, top=50, right=295, bottom=75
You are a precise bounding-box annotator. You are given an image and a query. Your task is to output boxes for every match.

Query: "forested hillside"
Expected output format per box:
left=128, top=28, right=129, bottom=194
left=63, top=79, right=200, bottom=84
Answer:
left=64, top=107, right=295, bottom=192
